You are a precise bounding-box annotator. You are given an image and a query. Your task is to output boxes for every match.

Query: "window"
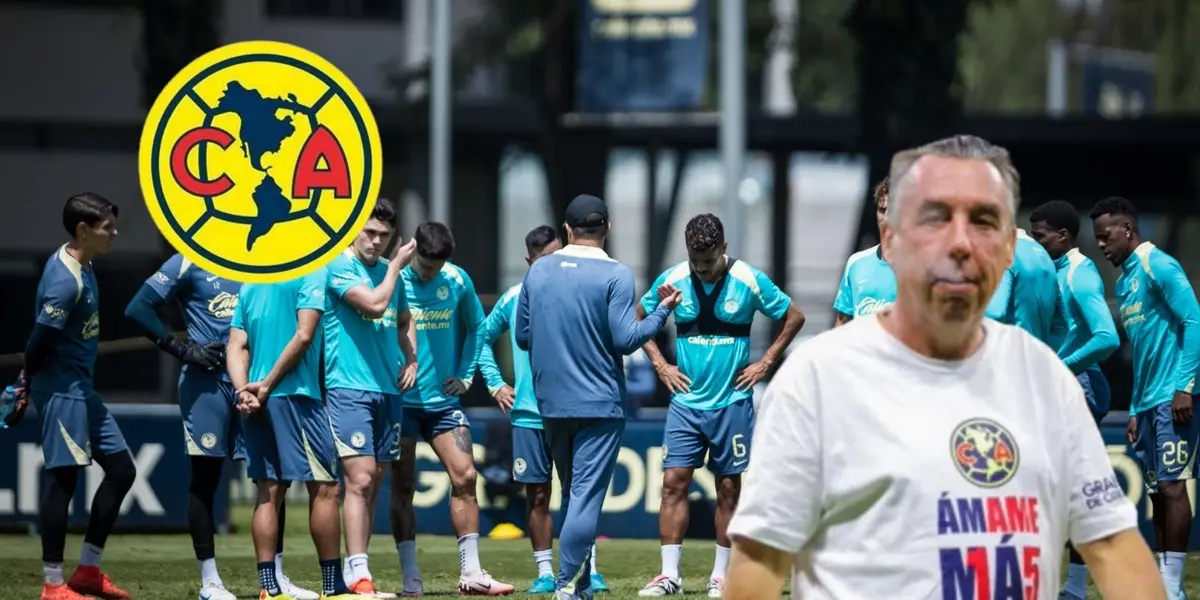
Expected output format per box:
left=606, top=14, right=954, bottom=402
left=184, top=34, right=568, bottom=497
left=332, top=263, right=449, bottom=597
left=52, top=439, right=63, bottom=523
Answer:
left=266, top=0, right=405, bottom=21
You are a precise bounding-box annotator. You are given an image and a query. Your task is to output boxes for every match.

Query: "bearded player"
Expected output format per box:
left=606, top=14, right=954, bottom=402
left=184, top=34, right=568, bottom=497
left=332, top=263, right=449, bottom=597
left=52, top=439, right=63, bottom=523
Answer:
left=1092, top=196, right=1200, bottom=600
left=834, top=178, right=896, bottom=325
left=390, top=222, right=514, bottom=596
left=636, top=213, right=804, bottom=597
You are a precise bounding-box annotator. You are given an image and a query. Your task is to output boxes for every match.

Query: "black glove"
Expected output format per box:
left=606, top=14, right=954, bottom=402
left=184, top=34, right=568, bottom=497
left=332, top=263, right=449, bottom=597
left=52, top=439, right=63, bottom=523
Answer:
left=3, top=371, right=29, bottom=428
left=204, top=341, right=227, bottom=366
left=158, top=337, right=223, bottom=373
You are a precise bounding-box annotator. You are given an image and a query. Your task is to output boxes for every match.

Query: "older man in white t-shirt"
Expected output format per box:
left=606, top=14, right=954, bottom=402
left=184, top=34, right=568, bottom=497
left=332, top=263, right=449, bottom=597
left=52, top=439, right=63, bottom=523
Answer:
left=723, top=135, right=1163, bottom=600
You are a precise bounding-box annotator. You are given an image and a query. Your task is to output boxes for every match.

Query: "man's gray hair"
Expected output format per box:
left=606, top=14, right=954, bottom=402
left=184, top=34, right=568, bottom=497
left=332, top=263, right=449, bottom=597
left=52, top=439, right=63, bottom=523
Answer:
left=886, top=135, right=1021, bottom=225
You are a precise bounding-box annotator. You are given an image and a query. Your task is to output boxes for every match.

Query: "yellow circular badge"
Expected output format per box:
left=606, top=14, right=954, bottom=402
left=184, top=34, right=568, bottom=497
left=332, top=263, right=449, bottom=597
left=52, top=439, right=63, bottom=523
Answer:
left=138, top=41, right=383, bottom=283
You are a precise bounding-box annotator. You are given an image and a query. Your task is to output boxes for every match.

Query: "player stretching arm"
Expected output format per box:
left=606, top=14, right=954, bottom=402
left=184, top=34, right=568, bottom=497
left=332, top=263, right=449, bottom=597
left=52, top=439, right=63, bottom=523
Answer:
left=833, top=178, right=895, bottom=326
left=477, top=226, right=616, bottom=594
left=1029, top=200, right=1121, bottom=600
left=635, top=213, right=804, bottom=598
left=322, top=198, right=417, bottom=598
left=226, top=271, right=367, bottom=600
left=124, top=253, right=318, bottom=600
left=1091, top=196, right=1200, bottom=599
left=388, top=222, right=513, bottom=596
left=24, top=193, right=136, bottom=600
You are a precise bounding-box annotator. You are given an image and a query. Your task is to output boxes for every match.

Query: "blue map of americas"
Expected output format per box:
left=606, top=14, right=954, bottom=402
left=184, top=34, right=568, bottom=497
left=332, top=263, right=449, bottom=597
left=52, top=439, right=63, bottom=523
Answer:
left=213, top=81, right=299, bottom=250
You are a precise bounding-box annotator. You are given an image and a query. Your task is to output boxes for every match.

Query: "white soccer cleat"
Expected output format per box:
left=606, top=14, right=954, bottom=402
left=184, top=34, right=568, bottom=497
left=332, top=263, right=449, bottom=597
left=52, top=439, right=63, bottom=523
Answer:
left=198, top=581, right=237, bottom=600
left=706, top=577, right=724, bottom=598
left=278, top=570, right=320, bottom=600
left=457, top=570, right=515, bottom=596
left=400, top=574, right=423, bottom=597
left=638, top=575, right=684, bottom=596
left=347, top=577, right=397, bottom=599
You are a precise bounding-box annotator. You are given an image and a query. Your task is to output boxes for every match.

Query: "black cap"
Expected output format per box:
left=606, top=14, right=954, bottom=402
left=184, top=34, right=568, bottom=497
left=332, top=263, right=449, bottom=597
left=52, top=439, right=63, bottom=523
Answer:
left=564, top=194, right=609, bottom=228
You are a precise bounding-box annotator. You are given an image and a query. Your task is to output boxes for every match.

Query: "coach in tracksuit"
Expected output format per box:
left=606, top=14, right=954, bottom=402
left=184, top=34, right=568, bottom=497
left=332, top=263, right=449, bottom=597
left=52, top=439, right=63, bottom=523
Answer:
left=515, top=194, right=680, bottom=600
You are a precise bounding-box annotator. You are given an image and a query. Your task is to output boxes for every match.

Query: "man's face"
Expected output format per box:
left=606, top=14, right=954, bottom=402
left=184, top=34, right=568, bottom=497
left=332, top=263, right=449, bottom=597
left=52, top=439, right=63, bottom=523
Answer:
left=353, top=218, right=394, bottom=262
left=875, top=193, right=889, bottom=238
left=688, top=244, right=727, bottom=283
left=1092, top=213, right=1135, bottom=265
left=882, top=156, right=1014, bottom=325
left=80, top=214, right=118, bottom=256
left=1029, top=219, right=1070, bottom=260
left=413, top=253, right=446, bottom=283
left=526, top=238, right=562, bottom=266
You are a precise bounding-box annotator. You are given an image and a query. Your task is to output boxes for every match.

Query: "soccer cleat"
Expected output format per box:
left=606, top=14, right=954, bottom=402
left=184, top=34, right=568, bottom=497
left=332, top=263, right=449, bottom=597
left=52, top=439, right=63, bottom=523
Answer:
left=348, top=578, right=397, bottom=599
left=637, top=575, right=683, bottom=596
left=590, top=573, right=609, bottom=594
left=706, top=577, right=723, bottom=598
left=199, top=581, right=238, bottom=600
left=400, top=574, right=423, bottom=597
left=319, top=594, right=376, bottom=600
left=67, top=565, right=132, bottom=600
left=259, top=591, right=298, bottom=600
left=278, top=571, right=319, bottom=600
left=526, top=575, right=556, bottom=594
left=40, top=582, right=92, bottom=600
left=457, top=570, right=515, bottom=596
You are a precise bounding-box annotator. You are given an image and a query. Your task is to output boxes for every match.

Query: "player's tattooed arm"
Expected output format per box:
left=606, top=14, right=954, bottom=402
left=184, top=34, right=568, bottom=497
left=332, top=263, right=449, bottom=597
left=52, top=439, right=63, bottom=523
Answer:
left=452, top=426, right=473, bottom=455
left=761, top=303, right=805, bottom=366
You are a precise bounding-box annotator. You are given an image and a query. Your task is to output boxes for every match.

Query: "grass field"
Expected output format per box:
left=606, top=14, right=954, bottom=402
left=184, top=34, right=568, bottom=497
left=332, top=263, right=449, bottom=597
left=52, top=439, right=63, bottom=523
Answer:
left=1, top=505, right=1197, bottom=599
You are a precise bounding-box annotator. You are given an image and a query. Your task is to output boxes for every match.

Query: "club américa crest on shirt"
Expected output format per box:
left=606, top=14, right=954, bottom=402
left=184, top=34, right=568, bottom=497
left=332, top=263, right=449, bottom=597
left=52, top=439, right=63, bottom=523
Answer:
left=938, top=417, right=1042, bottom=599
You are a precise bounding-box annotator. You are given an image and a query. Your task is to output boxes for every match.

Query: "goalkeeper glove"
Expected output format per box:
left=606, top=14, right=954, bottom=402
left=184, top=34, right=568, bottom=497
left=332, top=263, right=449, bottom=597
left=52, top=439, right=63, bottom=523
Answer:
left=1, top=371, right=29, bottom=429
left=158, top=337, right=223, bottom=373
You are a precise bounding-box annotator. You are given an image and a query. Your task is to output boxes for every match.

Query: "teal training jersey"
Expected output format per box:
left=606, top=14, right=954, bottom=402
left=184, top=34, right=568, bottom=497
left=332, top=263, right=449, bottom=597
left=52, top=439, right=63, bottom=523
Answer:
left=986, top=230, right=1059, bottom=343
left=231, top=271, right=327, bottom=400
left=401, top=262, right=485, bottom=408
left=323, top=249, right=409, bottom=393
left=1049, top=248, right=1119, bottom=374
left=478, top=284, right=541, bottom=430
left=833, top=245, right=896, bottom=318
left=1116, top=241, right=1200, bottom=415
left=640, top=260, right=791, bottom=411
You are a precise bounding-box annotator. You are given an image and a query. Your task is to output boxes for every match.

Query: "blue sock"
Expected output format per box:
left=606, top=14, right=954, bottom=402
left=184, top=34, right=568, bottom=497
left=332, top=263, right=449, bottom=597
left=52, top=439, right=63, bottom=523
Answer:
left=258, top=561, right=280, bottom=595
left=1064, top=563, right=1088, bottom=597
left=321, top=558, right=348, bottom=595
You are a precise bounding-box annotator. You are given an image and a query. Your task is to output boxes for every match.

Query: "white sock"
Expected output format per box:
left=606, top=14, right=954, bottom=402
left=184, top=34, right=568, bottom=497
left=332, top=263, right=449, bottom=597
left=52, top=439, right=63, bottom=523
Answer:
left=458, top=533, right=482, bottom=575
left=43, top=562, right=64, bottom=585
left=534, top=549, right=554, bottom=577
left=1164, top=551, right=1186, bottom=590
left=343, top=559, right=354, bottom=587
left=348, top=553, right=371, bottom=582
left=199, top=558, right=221, bottom=586
left=79, top=542, right=103, bottom=568
left=711, top=545, right=731, bottom=580
left=274, top=553, right=287, bottom=581
left=1064, top=563, right=1088, bottom=597
left=590, top=543, right=598, bottom=573
left=661, top=544, right=682, bottom=580
left=397, top=541, right=420, bottom=577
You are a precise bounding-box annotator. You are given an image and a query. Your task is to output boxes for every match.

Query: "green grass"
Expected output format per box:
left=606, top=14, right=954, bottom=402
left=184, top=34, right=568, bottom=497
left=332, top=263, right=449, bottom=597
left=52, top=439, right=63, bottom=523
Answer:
left=0, top=505, right=1197, bottom=599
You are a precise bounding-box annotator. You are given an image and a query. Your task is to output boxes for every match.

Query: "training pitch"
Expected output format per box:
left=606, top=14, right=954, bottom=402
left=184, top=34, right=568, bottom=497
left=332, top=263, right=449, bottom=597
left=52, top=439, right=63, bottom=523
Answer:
left=0, top=505, right=1194, bottom=599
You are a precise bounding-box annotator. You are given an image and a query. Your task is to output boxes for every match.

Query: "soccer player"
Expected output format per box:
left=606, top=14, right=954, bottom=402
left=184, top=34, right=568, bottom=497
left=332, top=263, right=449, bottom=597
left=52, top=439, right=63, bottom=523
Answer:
left=723, top=136, right=1161, bottom=599
left=834, top=178, right=896, bottom=325
left=1028, top=199, right=1121, bottom=600
left=25, top=193, right=136, bottom=600
left=984, top=201, right=1059, bottom=343
left=1091, top=196, right=1200, bottom=599
left=516, top=195, right=680, bottom=600
left=125, top=254, right=318, bottom=600
left=635, top=213, right=804, bottom=598
left=389, top=221, right=513, bottom=596
left=227, top=271, right=366, bottom=600
left=478, top=225, right=613, bottom=594
left=323, top=198, right=418, bottom=598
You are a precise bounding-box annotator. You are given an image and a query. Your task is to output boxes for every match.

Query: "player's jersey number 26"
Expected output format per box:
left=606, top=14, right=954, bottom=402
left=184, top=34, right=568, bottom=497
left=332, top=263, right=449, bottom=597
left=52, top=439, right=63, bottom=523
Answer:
left=138, top=41, right=383, bottom=283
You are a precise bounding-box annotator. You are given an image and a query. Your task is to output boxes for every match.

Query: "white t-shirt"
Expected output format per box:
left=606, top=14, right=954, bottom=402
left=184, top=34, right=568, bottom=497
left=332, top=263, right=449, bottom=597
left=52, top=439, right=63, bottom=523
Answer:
left=728, top=315, right=1137, bottom=600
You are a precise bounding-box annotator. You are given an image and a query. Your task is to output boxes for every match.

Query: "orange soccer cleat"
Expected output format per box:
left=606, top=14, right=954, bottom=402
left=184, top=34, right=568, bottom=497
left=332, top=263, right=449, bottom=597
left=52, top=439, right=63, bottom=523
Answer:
left=67, top=565, right=132, bottom=600
left=40, top=582, right=92, bottom=600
